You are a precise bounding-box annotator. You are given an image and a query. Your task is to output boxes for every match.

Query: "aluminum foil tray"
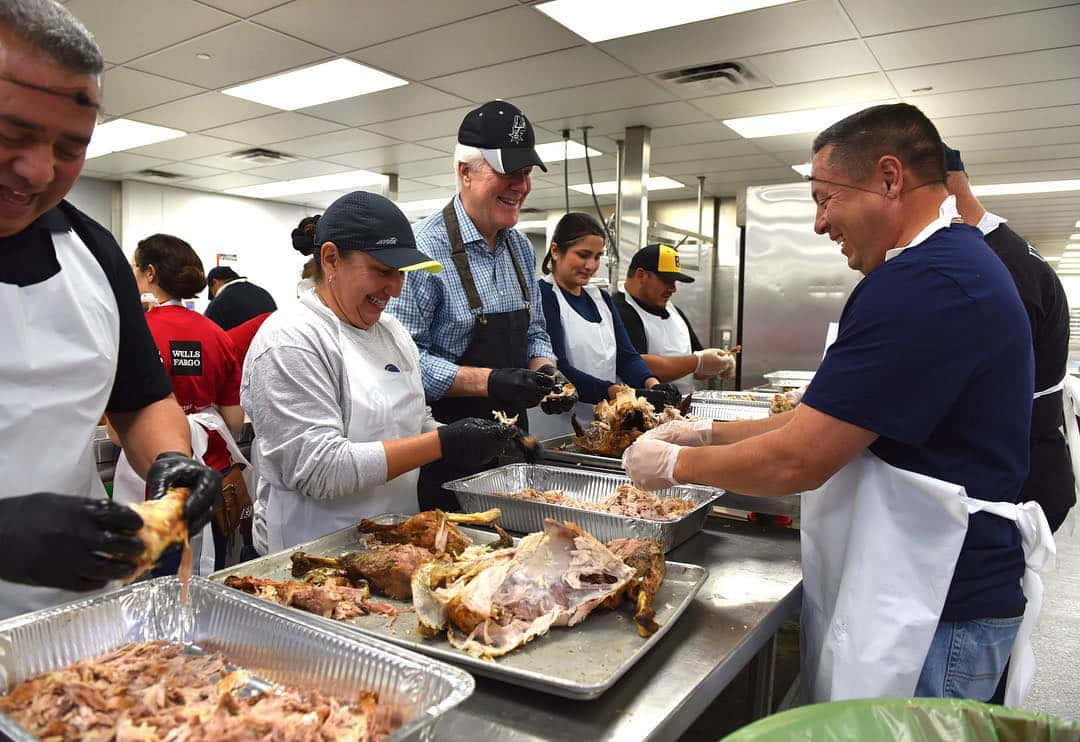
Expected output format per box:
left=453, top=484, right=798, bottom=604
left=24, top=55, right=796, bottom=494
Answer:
left=690, top=400, right=771, bottom=421
left=0, top=577, right=472, bottom=741
left=541, top=433, right=625, bottom=471
left=693, top=390, right=777, bottom=404
left=211, top=520, right=708, bottom=700
left=445, top=463, right=723, bottom=552
left=762, top=370, right=815, bottom=389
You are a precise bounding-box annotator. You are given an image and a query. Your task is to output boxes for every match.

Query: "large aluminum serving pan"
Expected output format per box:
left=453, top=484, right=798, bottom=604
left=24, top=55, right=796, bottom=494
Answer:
left=540, top=433, right=625, bottom=471
left=445, top=463, right=723, bottom=552
left=0, top=576, right=472, bottom=742
left=762, top=370, right=815, bottom=389
left=211, top=521, right=708, bottom=700
left=692, top=390, right=777, bottom=404
left=690, top=399, right=771, bottom=421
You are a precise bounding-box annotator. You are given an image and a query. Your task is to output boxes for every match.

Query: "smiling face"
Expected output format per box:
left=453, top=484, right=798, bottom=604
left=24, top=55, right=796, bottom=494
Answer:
left=320, top=246, right=404, bottom=329
left=0, top=29, right=98, bottom=237
left=551, top=234, right=604, bottom=293
left=459, top=159, right=531, bottom=240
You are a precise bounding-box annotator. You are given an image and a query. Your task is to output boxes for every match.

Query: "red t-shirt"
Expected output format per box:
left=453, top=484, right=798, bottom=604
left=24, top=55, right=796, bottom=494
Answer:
left=226, top=311, right=273, bottom=367
left=145, top=305, right=241, bottom=471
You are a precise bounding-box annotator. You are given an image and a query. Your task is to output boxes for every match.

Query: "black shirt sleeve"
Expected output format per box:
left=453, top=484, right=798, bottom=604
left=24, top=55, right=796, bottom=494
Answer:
left=59, top=202, right=172, bottom=413
left=614, top=291, right=649, bottom=354
left=675, top=305, right=704, bottom=351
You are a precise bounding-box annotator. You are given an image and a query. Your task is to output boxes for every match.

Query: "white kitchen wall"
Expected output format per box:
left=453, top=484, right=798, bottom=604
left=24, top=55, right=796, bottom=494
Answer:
left=67, top=176, right=118, bottom=235
left=119, top=180, right=316, bottom=313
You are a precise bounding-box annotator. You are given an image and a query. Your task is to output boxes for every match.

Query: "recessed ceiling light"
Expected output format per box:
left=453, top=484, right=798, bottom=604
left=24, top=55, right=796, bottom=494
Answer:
left=226, top=170, right=385, bottom=199
left=534, top=141, right=603, bottom=163
left=792, top=162, right=811, bottom=177
left=395, top=197, right=451, bottom=213
left=223, top=58, right=408, bottom=111
left=569, top=176, right=683, bottom=195
left=195, top=52, right=212, bottom=61
left=723, top=101, right=894, bottom=139
left=85, top=118, right=186, bottom=159
left=535, top=0, right=798, bottom=43
left=969, top=179, right=1080, bottom=197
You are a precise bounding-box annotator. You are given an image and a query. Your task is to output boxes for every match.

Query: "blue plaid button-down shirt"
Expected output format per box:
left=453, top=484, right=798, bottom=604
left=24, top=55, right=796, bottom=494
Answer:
left=387, top=195, right=555, bottom=401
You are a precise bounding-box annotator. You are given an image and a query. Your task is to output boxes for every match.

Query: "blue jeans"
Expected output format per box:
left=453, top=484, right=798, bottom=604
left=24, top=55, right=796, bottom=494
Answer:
left=914, top=616, right=1022, bottom=701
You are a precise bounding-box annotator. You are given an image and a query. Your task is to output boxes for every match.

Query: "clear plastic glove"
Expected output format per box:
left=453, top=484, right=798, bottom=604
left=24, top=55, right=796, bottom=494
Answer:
left=488, top=368, right=555, bottom=409
left=622, top=437, right=682, bottom=490
left=694, top=348, right=736, bottom=380
left=146, top=452, right=222, bottom=534
left=439, top=417, right=517, bottom=466
left=636, top=383, right=681, bottom=412
left=536, top=364, right=578, bottom=414
left=0, top=493, right=145, bottom=590
left=643, top=419, right=713, bottom=447
left=785, top=386, right=806, bottom=407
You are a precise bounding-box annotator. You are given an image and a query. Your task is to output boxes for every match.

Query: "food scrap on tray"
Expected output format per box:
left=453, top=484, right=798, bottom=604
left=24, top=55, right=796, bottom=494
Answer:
left=570, top=385, right=694, bottom=457
left=503, top=483, right=696, bottom=521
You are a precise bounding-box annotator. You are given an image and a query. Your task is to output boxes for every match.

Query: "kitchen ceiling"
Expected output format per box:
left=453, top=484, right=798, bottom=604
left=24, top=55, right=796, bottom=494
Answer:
left=71, top=0, right=1080, bottom=260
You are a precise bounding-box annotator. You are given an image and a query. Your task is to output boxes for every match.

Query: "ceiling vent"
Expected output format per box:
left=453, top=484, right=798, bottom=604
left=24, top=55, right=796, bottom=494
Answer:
left=136, top=169, right=186, bottom=180
left=655, top=60, right=759, bottom=95
left=227, top=147, right=296, bottom=166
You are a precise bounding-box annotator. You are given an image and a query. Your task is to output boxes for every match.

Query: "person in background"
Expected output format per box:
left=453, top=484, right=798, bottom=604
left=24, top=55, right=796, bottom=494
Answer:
left=614, top=244, right=736, bottom=393
left=389, top=100, right=576, bottom=510
left=944, top=145, right=1074, bottom=533
left=205, top=265, right=277, bottom=331
left=0, top=0, right=218, bottom=618
left=115, top=233, right=246, bottom=572
left=242, top=191, right=521, bottom=553
left=625, top=103, right=1049, bottom=706
left=531, top=212, right=681, bottom=439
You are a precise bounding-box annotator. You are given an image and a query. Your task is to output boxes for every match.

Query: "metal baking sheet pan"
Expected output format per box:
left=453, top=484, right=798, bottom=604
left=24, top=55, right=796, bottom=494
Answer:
left=0, top=577, right=472, bottom=742
left=540, top=433, right=625, bottom=471
left=211, top=521, right=708, bottom=700
left=445, top=463, right=723, bottom=552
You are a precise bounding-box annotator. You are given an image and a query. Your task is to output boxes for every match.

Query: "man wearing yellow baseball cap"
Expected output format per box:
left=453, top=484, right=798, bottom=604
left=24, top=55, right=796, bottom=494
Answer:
left=614, top=244, right=735, bottom=393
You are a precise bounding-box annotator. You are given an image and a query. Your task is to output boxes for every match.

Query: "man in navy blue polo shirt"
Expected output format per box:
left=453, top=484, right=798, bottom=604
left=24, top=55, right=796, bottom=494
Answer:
left=623, top=103, right=1040, bottom=703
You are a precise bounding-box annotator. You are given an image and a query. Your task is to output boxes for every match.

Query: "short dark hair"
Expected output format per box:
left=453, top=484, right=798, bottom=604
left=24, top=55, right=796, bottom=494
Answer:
left=542, top=212, right=605, bottom=275
left=134, top=234, right=206, bottom=300
left=811, top=103, right=946, bottom=186
left=0, top=0, right=104, bottom=76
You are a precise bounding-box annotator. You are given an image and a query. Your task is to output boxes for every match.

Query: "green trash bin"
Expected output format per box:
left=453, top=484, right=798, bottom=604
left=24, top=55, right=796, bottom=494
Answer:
left=721, top=698, right=1080, bottom=742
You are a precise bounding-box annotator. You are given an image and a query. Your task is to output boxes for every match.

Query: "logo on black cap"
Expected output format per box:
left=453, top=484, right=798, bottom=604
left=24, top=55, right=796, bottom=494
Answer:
left=509, top=114, right=526, bottom=144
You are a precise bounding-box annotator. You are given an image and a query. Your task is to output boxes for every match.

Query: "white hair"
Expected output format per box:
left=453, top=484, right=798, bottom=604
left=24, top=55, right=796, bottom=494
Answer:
left=454, top=143, right=487, bottom=192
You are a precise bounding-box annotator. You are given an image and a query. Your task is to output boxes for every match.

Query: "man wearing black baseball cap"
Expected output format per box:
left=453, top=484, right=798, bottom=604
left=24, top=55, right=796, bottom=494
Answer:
left=614, top=244, right=736, bottom=393
left=388, top=100, right=576, bottom=511
left=204, top=264, right=277, bottom=331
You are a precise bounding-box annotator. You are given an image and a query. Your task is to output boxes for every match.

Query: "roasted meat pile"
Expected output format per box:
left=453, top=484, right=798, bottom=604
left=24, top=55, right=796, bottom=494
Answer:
left=602, top=538, right=667, bottom=637
left=571, top=385, right=693, bottom=457
left=506, top=483, right=696, bottom=521
left=0, top=640, right=390, bottom=741
left=358, top=508, right=506, bottom=558
left=224, top=574, right=399, bottom=621
left=412, top=519, right=637, bottom=658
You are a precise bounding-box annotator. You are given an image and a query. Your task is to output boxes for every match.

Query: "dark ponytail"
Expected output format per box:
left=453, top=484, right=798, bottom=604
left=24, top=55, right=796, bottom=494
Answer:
left=292, top=215, right=322, bottom=281
left=133, top=233, right=206, bottom=299
left=542, top=212, right=605, bottom=274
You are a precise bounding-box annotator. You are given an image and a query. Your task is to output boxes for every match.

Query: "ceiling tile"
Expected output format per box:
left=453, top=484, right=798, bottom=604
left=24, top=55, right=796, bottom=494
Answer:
left=414, top=135, right=460, bottom=154
left=413, top=172, right=463, bottom=189
left=842, top=0, right=1065, bottom=37
left=397, top=158, right=456, bottom=180
left=126, top=134, right=243, bottom=160
left=151, top=162, right=229, bottom=179
left=67, top=0, right=234, bottom=64
left=509, top=77, right=674, bottom=122
left=648, top=122, right=742, bottom=147
left=326, top=144, right=446, bottom=170
left=395, top=183, right=454, bottom=199
left=652, top=141, right=768, bottom=165
left=354, top=6, right=581, bottom=81
left=100, top=67, right=203, bottom=118
left=131, top=92, right=277, bottom=131
left=748, top=41, right=880, bottom=86
left=242, top=159, right=350, bottom=179
left=363, top=106, right=474, bottom=141
left=301, top=84, right=469, bottom=127
left=691, top=73, right=895, bottom=119
left=197, top=0, right=286, bottom=17
left=201, top=113, right=344, bottom=145
left=128, top=23, right=329, bottom=89
left=750, top=132, right=818, bottom=153
left=866, top=5, right=1080, bottom=70
left=943, top=126, right=1080, bottom=155
left=961, top=143, right=1080, bottom=164
left=597, top=0, right=852, bottom=74
left=887, top=47, right=1080, bottom=97
left=538, top=102, right=710, bottom=137
left=427, top=47, right=633, bottom=101
left=183, top=172, right=274, bottom=190
left=935, top=105, right=1080, bottom=138
left=82, top=152, right=169, bottom=175
left=907, top=79, right=1080, bottom=120
left=252, top=0, right=511, bottom=53
left=271, top=129, right=400, bottom=158
left=969, top=158, right=1080, bottom=177
left=657, top=154, right=786, bottom=176
left=187, top=152, right=263, bottom=172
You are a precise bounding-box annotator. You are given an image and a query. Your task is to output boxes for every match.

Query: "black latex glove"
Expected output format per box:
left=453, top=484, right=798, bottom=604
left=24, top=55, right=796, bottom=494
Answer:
left=0, top=493, right=145, bottom=591
left=536, top=364, right=579, bottom=414
left=487, top=367, right=555, bottom=409
left=637, top=383, right=682, bottom=412
left=146, top=451, right=222, bottom=534
left=439, top=417, right=518, bottom=466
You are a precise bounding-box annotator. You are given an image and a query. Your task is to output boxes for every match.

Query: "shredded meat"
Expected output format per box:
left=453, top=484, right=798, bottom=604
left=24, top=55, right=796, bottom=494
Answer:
left=223, top=575, right=401, bottom=621
left=571, top=385, right=694, bottom=456
left=504, top=483, right=696, bottom=521
left=0, top=640, right=391, bottom=741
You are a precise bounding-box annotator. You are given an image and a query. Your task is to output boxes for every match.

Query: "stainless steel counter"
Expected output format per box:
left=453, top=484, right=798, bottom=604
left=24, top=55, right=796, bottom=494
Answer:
left=433, top=517, right=802, bottom=741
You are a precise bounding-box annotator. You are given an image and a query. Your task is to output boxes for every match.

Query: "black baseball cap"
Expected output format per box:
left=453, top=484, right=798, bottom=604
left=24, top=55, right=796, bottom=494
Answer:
left=315, top=191, right=442, bottom=273
left=943, top=144, right=965, bottom=173
left=206, top=266, right=240, bottom=283
left=458, top=100, right=548, bottom=174
left=628, top=243, right=694, bottom=283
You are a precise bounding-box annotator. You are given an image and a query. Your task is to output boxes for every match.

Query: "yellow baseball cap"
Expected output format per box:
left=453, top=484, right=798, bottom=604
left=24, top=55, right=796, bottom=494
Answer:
left=628, top=243, right=694, bottom=282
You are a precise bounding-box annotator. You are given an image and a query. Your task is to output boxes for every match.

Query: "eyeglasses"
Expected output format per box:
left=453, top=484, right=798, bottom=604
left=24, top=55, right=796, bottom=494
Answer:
left=806, top=175, right=943, bottom=203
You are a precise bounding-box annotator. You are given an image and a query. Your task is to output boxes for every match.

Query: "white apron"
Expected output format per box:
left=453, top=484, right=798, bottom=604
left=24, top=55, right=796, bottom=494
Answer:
left=264, top=297, right=425, bottom=552
left=0, top=228, right=119, bottom=618
left=623, top=292, right=694, bottom=394
left=528, top=279, right=618, bottom=441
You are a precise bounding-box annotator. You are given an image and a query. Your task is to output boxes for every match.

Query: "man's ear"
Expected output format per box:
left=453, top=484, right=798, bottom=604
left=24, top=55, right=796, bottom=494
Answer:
left=878, top=155, right=903, bottom=199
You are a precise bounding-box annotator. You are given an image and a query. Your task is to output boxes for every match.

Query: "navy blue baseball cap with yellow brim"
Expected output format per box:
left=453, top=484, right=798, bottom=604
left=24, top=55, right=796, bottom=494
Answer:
left=315, top=191, right=442, bottom=273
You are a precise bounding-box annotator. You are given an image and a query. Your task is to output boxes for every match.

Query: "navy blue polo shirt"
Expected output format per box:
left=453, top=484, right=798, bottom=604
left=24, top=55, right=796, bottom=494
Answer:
left=802, top=223, right=1033, bottom=621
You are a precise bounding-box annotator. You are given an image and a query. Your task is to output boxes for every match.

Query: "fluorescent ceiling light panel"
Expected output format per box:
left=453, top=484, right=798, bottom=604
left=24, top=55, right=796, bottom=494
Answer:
left=792, top=162, right=812, bottom=177
left=570, top=176, right=684, bottom=195
left=1070, top=233, right=1080, bottom=241
left=1075, top=220, right=1080, bottom=228
left=534, top=141, right=603, bottom=162
left=724, top=102, right=893, bottom=139
left=226, top=170, right=384, bottom=199
left=86, top=118, right=186, bottom=159
left=970, top=179, right=1080, bottom=197
left=536, top=0, right=798, bottom=43
left=516, top=220, right=549, bottom=230
left=395, top=197, right=451, bottom=213
left=223, top=59, right=407, bottom=110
